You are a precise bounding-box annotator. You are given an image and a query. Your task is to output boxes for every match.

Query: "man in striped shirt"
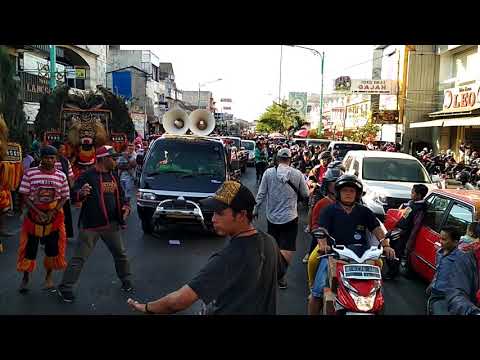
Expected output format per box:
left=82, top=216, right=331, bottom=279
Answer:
left=17, top=145, right=70, bottom=293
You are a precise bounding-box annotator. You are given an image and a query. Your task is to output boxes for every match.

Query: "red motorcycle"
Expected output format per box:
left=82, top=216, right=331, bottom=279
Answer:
left=313, top=228, right=399, bottom=315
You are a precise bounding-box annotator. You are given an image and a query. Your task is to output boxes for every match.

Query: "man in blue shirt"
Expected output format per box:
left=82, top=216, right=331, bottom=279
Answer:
left=427, top=226, right=461, bottom=315
left=310, top=175, right=395, bottom=311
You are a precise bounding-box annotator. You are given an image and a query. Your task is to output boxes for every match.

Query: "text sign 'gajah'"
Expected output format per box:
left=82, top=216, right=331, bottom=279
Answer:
left=443, top=83, right=480, bottom=111
left=350, top=80, right=398, bottom=95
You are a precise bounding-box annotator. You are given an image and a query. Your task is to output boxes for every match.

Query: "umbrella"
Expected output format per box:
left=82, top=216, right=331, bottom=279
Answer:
left=294, top=128, right=309, bottom=138
left=268, top=132, right=285, bottom=139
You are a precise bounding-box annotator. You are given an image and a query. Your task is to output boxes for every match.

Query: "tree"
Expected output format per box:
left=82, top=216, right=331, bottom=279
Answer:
left=0, top=46, right=29, bottom=152
left=346, top=122, right=380, bottom=143
left=256, top=101, right=304, bottom=133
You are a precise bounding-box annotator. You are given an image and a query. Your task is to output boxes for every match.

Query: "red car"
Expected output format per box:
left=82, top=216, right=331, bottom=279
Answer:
left=384, top=189, right=480, bottom=282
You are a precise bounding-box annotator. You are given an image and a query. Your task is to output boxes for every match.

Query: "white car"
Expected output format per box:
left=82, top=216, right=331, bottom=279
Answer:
left=342, top=151, right=437, bottom=220
left=241, top=140, right=256, bottom=166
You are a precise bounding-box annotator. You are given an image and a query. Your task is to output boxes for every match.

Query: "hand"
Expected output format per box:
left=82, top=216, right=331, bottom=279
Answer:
left=80, top=183, right=92, bottom=197
left=317, top=238, right=331, bottom=254
left=122, top=207, right=131, bottom=221
left=127, top=298, right=146, bottom=313
left=252, top=207, right=259, bottom=219
left=383, top=246, right=396, bottom=260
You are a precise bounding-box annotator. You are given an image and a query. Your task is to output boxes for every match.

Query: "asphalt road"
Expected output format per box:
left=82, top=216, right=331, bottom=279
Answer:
left=0, top=166, right=427, bottom=315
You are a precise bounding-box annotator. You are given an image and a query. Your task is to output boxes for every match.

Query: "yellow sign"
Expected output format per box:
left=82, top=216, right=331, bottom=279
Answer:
left=75, top=68, right=86, bottom=79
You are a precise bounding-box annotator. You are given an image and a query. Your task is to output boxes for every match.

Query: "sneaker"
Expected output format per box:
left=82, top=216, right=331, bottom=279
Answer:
left=278, top=278, right=288, bottom=289
left=121, top=280, right=134, bottom=292
left=302, top=253, right=309, bottom=264
left=58, top=289, right=75, bottom=303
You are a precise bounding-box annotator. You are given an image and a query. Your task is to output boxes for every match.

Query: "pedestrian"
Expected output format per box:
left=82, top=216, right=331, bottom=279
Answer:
left=254, top=147, right=309, bottom=289
left=458, top=222, right=480, bottom=251
left=53, top=141, right=75, bottom=239
left=426, top=226, right=461, bottom=315
left=57, top=145, right=133, bottom=303
left=126, top=181, right=289, bottom=315
left=254, top=141, right=268, bottom=184
left=16, top=145, right=70, bottom=293
left=117, top=143, right=137, bottom=205
left=446, top=225, right=480, bottom=315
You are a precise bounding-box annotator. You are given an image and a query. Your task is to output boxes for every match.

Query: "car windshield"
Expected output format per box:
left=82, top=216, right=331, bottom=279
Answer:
left=242, top=141, right=254, bottom=150
left=334, top=143, right=367, bottom=158
left=362, top=158, right=430, bottom=183
left=144, top=140, right=226, bottom=179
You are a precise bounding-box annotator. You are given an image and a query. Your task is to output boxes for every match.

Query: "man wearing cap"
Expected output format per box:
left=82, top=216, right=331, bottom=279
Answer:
left=17, top=145, right=70, bottom=293
left=254, top=147, right=309, bottom=289
left=126, top=181, right=289, bottom=315
left=57, top=145, right=133, bottom=303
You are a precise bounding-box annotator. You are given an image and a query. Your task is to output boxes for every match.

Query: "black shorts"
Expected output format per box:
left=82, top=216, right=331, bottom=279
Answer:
left=267, top=217, right=299, bottom=251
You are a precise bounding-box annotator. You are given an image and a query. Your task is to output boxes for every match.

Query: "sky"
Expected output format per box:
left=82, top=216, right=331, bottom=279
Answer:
left=121, top=45, right=375, bottom=121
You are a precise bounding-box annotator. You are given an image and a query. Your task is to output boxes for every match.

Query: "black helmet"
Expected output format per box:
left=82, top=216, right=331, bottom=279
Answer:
left=335, top=174, right=363, bottom=202
left=320, top=151, right=333, bottom=161
left=321, top=167, right=344, bottom=197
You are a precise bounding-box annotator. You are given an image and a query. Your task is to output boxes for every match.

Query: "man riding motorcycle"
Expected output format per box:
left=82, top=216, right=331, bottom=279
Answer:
left=307, top=174, right=395, bottom=315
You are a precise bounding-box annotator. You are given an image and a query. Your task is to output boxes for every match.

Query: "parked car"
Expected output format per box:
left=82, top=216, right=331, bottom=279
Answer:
left=343, top=151, right=436, bottom=221
left=241, top=140, right=256, bottom=166
left=327, top=141, right=368, bottom=161
left=384, top=189, right=480, bottom=282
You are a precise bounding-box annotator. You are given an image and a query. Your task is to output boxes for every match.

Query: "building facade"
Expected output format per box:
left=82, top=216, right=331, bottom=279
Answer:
left=6, top=45, right=109, bottom=125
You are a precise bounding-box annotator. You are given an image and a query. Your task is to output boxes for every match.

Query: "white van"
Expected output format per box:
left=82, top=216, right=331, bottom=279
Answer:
left=342, top=150, right=435, bottom=220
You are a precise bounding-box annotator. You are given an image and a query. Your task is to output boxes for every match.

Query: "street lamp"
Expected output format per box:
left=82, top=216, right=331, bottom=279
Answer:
left=287, top=45, right=325, bottom=136
left=198, top=78, right=222, bottom=108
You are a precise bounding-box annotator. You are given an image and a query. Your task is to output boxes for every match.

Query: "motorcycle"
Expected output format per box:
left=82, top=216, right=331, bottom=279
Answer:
left=312, top=228, right=399, bottom=315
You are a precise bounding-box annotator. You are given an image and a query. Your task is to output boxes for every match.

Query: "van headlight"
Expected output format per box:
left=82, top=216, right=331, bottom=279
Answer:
left=138, top=192, right=156, bottom=201
left=350, top=292, right=376, bottom=312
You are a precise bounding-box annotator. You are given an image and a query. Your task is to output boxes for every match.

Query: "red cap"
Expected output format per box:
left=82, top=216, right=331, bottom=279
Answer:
left=96, top=145, right=118, bottom=158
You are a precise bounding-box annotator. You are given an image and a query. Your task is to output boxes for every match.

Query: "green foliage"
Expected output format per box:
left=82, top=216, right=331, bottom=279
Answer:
left=256, top=101, right=303, bottom=133
left=0, top=46, right=30, bottom=151
left=346, top=122, right=380, bottom=143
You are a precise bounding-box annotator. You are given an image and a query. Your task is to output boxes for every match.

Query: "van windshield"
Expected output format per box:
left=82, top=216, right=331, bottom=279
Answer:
left=242, top=141, right=254, bottom=150
left=362, top=158, right=430, bottom=183
left=334, top=143, right=367, bottom=158
left=144, top=139, right=226, bottom=180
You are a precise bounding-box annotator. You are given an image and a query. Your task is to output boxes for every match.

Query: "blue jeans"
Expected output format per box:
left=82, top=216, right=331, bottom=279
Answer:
left=311, top=257, right=329, bottom=298
left=120, top=176, right=134, bottom=204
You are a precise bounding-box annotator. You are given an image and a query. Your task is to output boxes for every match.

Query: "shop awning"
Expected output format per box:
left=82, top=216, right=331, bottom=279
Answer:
left=442, top=117, right=480, bottom=127
left=409, top=120, right=444, bottom=128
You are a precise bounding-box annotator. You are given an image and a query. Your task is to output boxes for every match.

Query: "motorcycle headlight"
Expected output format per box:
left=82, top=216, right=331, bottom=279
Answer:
left=350, top=292, right=376, bottom=312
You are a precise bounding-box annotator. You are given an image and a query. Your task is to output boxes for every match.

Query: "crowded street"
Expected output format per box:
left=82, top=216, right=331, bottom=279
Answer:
left=0, top=166, right=427, bottom=315
left=2, top=44, right=480, bottom=316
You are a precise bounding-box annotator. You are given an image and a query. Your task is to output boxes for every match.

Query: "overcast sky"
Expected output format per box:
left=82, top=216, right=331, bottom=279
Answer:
left=121, top=45, right=375, bottom=121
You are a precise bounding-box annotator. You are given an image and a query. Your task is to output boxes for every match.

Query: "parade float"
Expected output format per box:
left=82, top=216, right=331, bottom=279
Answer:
left=34, top=85, right=135, bottom=179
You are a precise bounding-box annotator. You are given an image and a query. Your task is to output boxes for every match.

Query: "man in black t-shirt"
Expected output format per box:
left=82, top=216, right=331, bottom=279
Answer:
left=127, top=181, right=289, bottom=315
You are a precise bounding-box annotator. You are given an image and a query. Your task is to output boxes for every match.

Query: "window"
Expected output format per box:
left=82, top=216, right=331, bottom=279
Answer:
left=454, top=47, right=478, bottom=83
left=444, top=203, right=473, bottom=235
left=152, top=64, right=158, bottom=82
left=362, top=158, right=430, bottom=183
left=423, top=195, right=451, bottom=233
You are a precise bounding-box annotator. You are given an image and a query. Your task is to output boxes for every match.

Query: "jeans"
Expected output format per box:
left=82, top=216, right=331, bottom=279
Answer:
left=255, top=162, right=267, bottom=181
left=59, top=222, right=131, bottom=292
left=120, top=176, right=134, bottom=204
left=428, top=294, right=450, bottom=315
left=311, top=257, right=329, bottom=298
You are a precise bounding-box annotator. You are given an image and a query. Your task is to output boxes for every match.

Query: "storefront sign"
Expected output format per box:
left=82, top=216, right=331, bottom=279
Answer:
left=372, top=110, right=399, bottom=124
left=351, top=79, right=398, bottom=95
left=335, top=76, right=352, bottom=92
left=20, top=72, right=51, bottom=103
left=75, top=68, right=86, bottom=79
left=443, top=83, right=480, bottom=112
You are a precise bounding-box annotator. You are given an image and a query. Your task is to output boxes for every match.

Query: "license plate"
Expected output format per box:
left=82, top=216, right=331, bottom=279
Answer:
left=346, top=312, right=374, bottom=315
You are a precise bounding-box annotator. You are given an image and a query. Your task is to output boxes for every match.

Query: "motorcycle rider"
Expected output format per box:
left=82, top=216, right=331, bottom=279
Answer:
left=309, top=174, right=395, bottom=315
left=384, top=184, right=429, bottom=280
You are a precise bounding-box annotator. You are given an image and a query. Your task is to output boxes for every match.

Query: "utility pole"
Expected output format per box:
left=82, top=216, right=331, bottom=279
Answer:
left=278, top=45, right=283, bottom=102
left=49, top=45, right=57, bottom=90
left=318, top=51, right=325, bottom=136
